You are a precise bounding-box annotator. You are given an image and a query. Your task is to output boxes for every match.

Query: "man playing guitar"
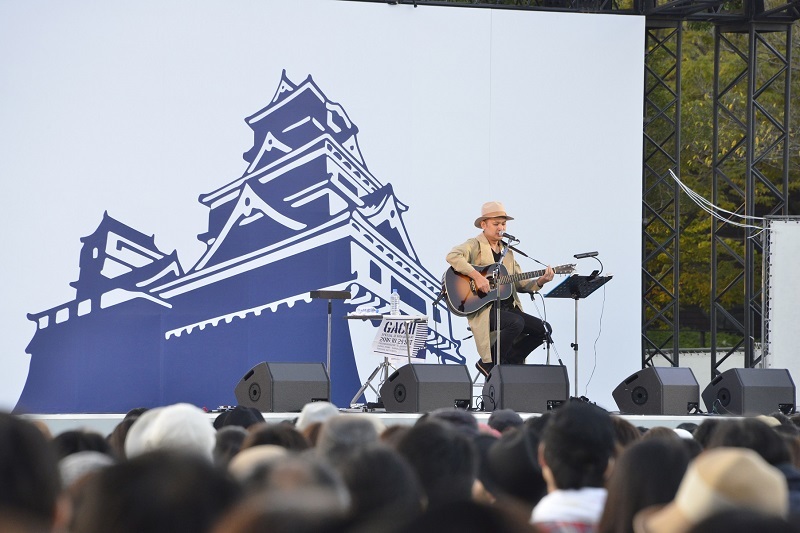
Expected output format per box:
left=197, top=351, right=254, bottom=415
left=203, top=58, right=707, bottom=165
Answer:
left=446, top=201, right=554, bottom=378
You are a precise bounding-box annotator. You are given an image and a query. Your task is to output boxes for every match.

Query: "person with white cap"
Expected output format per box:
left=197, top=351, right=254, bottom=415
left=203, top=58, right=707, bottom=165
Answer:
left=446, top=201, right=554, bottom=377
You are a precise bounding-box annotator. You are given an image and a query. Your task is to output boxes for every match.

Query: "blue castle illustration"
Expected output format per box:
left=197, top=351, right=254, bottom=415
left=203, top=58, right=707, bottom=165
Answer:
left=19, top=71, right=467, bottom=413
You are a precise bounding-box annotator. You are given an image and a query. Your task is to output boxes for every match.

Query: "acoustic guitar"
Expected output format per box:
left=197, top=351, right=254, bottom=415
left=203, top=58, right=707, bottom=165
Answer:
left=442, top=262, right=576, bottom=316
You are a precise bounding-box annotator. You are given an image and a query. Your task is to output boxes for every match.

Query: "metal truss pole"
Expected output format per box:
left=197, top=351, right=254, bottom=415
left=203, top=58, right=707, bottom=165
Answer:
left=642, top=21, right=682, bottom=368
left=711, top=19, right=793, bottom=376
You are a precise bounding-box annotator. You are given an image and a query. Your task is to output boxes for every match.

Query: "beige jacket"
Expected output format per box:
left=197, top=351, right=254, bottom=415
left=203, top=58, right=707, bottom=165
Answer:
left=445, top=233, right=541, bottom=363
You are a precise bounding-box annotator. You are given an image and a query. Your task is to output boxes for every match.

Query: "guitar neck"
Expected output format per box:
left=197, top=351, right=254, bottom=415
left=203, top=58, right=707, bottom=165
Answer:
left=497, top=268, right=546, bottom=285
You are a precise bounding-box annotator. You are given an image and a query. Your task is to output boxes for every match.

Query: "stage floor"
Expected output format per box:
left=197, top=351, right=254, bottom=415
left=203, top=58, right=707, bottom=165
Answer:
left=23, top=410, right=718, bottom=437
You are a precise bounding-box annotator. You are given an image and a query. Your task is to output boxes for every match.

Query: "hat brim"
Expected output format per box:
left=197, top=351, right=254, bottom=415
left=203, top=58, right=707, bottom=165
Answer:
left=474, top=214, right=514, bottom=229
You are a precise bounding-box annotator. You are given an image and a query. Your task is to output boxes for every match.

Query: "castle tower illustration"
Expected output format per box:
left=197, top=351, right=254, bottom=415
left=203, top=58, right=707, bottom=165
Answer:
left=19, top=71, right=466, bottom=413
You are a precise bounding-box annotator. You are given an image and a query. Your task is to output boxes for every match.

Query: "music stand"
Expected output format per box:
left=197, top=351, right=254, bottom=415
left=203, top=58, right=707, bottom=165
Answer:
left=345, top=314, right=428, bottom=407
left=545, top=274, right=612, bottom=397
left=310, top=290, right=351, bottom=376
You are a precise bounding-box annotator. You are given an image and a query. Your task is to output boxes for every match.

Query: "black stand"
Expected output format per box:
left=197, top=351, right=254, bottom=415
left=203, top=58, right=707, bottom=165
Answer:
left=310, top=290, right=351, bottom=377
left=493, top=242, right=513, bottom=370
left=344, top=314, right=427, bottom=407
left=545, top=274, right=612, bottom=397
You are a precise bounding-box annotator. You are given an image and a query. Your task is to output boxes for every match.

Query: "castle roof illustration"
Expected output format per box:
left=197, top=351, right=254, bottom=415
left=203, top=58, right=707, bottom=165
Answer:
left=20, top=70, right=465, bottom=413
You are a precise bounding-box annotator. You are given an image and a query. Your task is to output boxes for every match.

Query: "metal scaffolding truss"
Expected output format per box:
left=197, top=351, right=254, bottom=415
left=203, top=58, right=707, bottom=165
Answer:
left=711, top=22, right=793, bottom=374
left=353, top=0, right=799, bottom=376
left=642, top=23, right=682, bottom=368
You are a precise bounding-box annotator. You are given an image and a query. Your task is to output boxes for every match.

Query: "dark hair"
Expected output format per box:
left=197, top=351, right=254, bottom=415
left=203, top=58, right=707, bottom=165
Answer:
left=676, top=422, right=699, bottom=434
left=213, top=426, right=248, bottom=469
left=692, top=418, right=721, bottom=448
left=0, top=413, right=61, bottom=527
left=124, top=407, right=148, bottom=420
left=426, top=407, right=479, bottom=436
left=488, top=409, right=524, bottom=434
left=486, top=424, right=547, bottom=511
left=71, top=450, right=240, bottom=533
left=610, top=416, right=641, bottom=451
left=213, top=406, right=264, bottom=430
left=243, top=422, right=310, bottom=452
left=338, top=444, right=423, bottom=526
left=541, top=402, right=615, bottom=489
left=706, top=418, right=791, bottom=465
left=397, top=420, right=477, bottom=508
left=597, top=438, right=691, bottom=533
left=686, top=508, right=798, bottom=533
left=396, top=500, right=537, bottom=533
left=52, top=429, right=112, bottom=460
left=107, top=417, right=138, bottom=460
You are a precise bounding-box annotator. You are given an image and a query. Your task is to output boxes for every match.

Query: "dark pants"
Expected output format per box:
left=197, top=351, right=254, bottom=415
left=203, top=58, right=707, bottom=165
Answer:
left=489, top=306, right=550, bottom=364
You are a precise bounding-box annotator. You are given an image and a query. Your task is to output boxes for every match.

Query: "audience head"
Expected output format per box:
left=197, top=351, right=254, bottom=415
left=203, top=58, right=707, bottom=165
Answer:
left=706, top=417, right=791, bottom=466
left=213, top=425, right=248, bottom=468
left=398, top=500, right=537, bottom=533
left=242, top=421, right=309, bottom=452
left=212, top=488, right=348, bottom=533
left=213, top=406, right=264, bottom=430
left=641, top=426, right=682, bottom=441
left=634, top=447, right=788, bottom=533
left=124, top=403, right=216, bottom=460
left=71, top=450, right=240, bottom=533
left=316, top=414, right=381, bottom=463
left=59, top=450, right=115, bottom=489
left=227, top=445, right=288, bottom=488
left=230, top=452, right=350, bottom=514
left=338, top=444, right=424, bottom=528
left=0, top=413, right=63, bottom=530
left=685, top=508, right=799, bottom=533
left=107, top=417, right=138, bottom=459
left=52, top=429, right=112, bottom=460
left=427, top=407, right=479, bottom=436
left=611, top=415, right=642, bottom=452
left=692, top=418, right=720, bottom=448
left=380, top=424, right=411, bottom=448
left=488, top=409, right=524, bottom=434
left=598, top=437, right=692, bottom=533
left=396, top=419, right=477, bottom=508
left=486, top=422, right=547, bottom=513
left=540, top=401, right=615, bottom=490
left=295, top=401, right=340, bottom=432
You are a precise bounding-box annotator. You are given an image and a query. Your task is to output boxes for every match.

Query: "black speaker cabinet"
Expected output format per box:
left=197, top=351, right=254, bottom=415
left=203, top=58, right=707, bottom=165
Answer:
left=702, top=368, right=796, bottom=415
left=612, top=367, right=699, bottom=415
left=234, top=362, right=330, bottom=412
left=380, top=364, right=472, bottom=413
left=482, top=364, right=569, bottom=413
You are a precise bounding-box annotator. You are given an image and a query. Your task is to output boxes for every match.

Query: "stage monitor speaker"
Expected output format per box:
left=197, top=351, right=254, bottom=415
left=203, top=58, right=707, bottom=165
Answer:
left=234, top=362, right=330, bottom=412
left=482, top=364, right=569, bottom=413
left=612, top=367, right=699, bottom=415
left=701, top=368, right=796, bottom=415
left=380, top=364, right=472, bottom=413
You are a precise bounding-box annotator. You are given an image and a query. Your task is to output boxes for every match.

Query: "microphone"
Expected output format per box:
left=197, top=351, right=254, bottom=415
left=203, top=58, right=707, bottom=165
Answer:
left=574, top=251, right=598, bottom=259
left=500, top=231, right=519, bottom=242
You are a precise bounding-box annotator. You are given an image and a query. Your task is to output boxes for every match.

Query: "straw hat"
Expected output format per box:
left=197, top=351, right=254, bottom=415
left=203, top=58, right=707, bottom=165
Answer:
left=633, top=447, right=788, bottom=533
left=474, top=201, right=514, bottom=228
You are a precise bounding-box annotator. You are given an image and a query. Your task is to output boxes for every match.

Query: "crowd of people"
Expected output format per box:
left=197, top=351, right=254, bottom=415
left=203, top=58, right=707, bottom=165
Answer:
left=3, top=400, right=800, bottom=533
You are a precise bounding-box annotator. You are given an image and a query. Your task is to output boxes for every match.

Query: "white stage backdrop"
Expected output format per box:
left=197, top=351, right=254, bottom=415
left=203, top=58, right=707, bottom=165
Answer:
left=0, top=0, right=644, bottom=412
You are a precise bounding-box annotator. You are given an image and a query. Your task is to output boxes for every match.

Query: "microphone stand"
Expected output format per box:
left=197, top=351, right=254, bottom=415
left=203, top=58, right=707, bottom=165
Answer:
left=494, top=239, right=513, bottom=370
